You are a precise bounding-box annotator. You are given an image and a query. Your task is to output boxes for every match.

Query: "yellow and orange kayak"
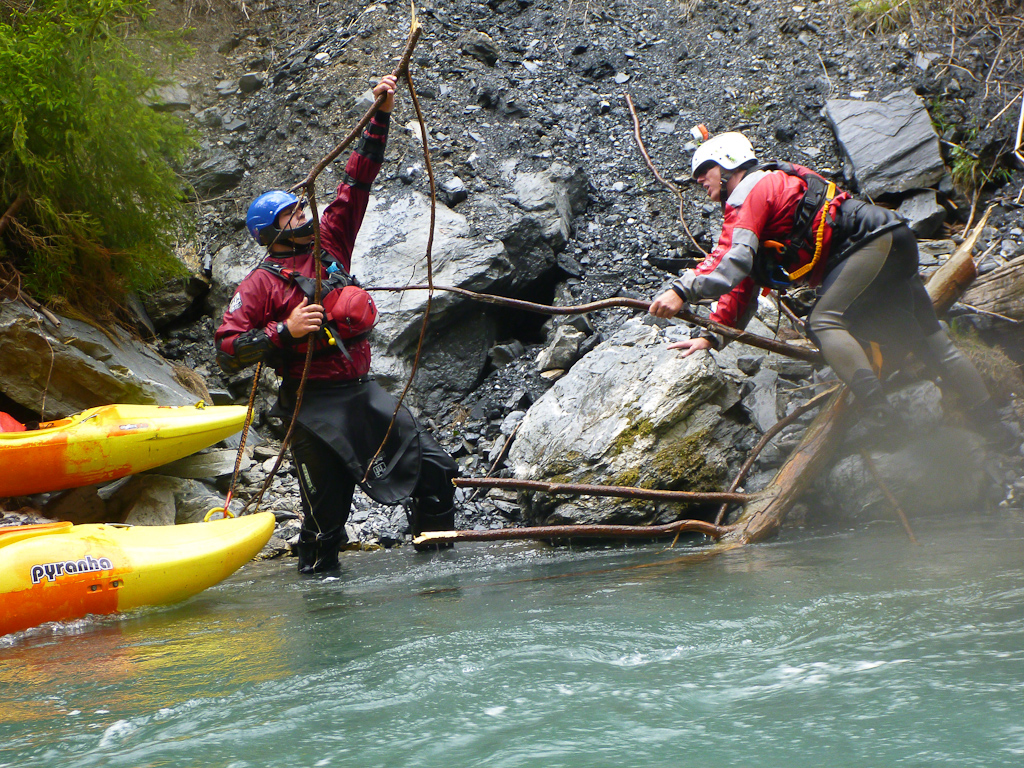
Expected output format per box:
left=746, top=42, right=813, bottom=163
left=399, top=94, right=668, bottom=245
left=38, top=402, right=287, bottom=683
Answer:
left=0, top=512, right=275, bottom=636
left=0, top=403, right=248, bottom=497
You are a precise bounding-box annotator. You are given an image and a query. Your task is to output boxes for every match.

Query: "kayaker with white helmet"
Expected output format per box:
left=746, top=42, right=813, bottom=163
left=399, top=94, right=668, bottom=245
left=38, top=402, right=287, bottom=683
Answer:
left=649, top=131, right=1006, bottom=442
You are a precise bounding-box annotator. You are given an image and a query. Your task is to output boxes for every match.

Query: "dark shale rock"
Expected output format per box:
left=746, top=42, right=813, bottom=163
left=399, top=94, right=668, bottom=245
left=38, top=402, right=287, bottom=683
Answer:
left=898, top=189, right=946, bottom=238
left=459, top=31, right=500, bottom=66
left=825, top=89, right=946, bottom=198
left=186, top=147, right=245, bottom=197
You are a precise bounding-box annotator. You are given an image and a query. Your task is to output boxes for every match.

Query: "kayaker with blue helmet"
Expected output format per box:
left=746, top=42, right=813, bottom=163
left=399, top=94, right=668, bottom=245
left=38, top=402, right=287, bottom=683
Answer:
left=215, top=74, right=459, bottom=573
left=648, top=131, right=1005, bottom=441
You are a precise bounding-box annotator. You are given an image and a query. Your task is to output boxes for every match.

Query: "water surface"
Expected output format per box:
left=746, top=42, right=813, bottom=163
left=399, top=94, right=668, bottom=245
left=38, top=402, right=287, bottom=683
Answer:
left=2, top=512, right=1023, bottom=767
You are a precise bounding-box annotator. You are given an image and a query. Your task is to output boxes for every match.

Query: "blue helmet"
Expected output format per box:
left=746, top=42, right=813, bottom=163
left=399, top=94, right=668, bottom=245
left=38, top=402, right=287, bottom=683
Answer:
left=246, top=190, right=313, bottom=246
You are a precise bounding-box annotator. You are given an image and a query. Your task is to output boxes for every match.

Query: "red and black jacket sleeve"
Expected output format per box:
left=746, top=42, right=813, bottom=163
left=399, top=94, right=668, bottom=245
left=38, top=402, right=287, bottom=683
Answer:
left=214, top=270, right=297, bottom=374
left=319, top=111, right=390, bottom=270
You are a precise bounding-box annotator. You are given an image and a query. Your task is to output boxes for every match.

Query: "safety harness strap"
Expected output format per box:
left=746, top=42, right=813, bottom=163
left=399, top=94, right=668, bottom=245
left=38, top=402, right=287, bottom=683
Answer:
left=758, top=162, right=843, bottom=286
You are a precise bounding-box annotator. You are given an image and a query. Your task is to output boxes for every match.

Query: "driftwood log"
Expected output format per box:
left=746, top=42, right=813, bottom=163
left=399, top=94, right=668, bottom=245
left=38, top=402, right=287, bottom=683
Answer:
left=961, top=259, right=1024, bottom=322
left=415, top=216, right=990, bottom=549
left=924, top=206, right=989, bottom=315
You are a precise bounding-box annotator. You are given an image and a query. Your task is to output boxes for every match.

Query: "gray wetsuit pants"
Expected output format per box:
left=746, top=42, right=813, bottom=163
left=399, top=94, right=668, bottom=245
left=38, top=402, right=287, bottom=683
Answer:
left=806, top=224, right=989, bottom=407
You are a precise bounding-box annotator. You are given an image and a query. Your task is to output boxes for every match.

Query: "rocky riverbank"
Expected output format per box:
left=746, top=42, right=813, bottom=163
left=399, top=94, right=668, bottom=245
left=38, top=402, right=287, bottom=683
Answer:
left=2, top=0, right=1023, bottom=557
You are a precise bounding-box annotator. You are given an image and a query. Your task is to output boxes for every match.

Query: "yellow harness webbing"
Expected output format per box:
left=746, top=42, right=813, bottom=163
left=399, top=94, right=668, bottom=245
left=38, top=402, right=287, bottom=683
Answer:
left=785, top=181, right=838, bottom=282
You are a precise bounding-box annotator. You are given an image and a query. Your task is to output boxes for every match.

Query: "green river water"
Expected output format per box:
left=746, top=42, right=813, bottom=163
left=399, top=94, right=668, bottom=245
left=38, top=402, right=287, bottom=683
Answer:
left=2, top=511, right=1023, bottom=768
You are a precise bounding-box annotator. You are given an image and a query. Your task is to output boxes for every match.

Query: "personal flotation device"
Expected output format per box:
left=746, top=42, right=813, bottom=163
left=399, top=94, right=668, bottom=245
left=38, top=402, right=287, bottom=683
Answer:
left=752, top=162, right=850, bottom=290
left=259, top=255, right=378, bottom=360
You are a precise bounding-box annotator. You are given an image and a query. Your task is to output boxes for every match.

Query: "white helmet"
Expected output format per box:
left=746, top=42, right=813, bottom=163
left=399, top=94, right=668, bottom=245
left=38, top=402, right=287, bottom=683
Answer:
left=691, top=132, right=757, bottom=179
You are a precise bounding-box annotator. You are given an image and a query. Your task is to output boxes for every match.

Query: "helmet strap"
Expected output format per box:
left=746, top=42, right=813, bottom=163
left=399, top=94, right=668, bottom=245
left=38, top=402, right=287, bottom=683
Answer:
left=719, top=169, right=732, bottom=209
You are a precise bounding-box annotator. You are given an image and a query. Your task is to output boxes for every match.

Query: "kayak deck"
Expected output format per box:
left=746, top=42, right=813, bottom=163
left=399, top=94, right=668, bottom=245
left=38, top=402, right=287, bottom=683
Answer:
left=0, top=403, right=248, bottom=496
left=0, top=513, right=275, bottom=636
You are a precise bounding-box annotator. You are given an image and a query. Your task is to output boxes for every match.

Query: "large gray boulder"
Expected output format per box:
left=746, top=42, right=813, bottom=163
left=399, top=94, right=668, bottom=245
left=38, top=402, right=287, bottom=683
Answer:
left=508, top=319, right=743, bottom=525
left=0, top=301, right=200, bottom=419
left=825, top=89, right=945, bottom=198
left=350, top=165, right=588, bottom=408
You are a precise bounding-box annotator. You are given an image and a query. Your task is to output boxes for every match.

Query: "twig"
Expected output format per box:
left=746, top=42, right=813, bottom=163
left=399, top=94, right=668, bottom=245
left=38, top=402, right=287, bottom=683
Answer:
left=413, top=517, right=729, bottom=545
left=812, top=48, right=834, bottom=98
left=468, top=422, right=521, bottom=502
left=623, top=93, right=707, bottom=256
left=983, top=37, right=1008, bottom=101
left=454, top=476, right=749, bottom=505
left=778, top=295, right=805, bottom=330
left=985, top=87, right=1024, bottom=129
left=362, top=60, right=436, bottom=484
left=367, top=284, right=824, bottom=363
left=860, top=449, right=918, bottom=545
left=1015, top=92, right=1024, bottom=169
left=957, top=302, right=1021, bottom=324
left=16, top=289, right=61, bottom=328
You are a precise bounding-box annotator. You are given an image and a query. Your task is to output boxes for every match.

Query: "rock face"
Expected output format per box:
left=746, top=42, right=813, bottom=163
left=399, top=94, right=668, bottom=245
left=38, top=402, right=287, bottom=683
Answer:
left=348, top=162, right=588, bottom=410
left=0, top=302, right=199, bottom=419
left=824, top=428, right=986, bottom=521
left=825, top=89, right=946, bottom=198
left=508, top=319, right=743, bottom=525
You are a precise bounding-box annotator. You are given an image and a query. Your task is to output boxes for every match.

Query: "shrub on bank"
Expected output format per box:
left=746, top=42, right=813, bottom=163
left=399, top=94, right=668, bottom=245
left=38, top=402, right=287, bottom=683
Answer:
left=0, top=0, right=193, bottom=318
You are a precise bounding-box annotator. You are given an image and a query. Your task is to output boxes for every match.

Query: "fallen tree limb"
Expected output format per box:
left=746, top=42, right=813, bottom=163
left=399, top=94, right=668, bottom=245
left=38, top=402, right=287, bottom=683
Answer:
left=414, top=517, right=729, bottom=545
left=454, top=476, right=749, bottom=505
left=368, top=285, right=823, bottom=363
left=714, top=384, right=841, bottom=524
left=722, top=388, right=851, bottom=544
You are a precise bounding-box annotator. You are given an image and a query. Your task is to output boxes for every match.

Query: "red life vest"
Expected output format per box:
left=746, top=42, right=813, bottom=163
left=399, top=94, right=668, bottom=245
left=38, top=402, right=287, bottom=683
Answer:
left=258, top=257, right=378, bottom=360
left=753, top=162, right=850, bottom=288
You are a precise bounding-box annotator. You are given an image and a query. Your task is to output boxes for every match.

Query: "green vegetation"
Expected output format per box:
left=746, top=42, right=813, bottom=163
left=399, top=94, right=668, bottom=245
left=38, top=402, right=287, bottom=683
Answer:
left=0, top=0, right=193, bottom=319
left=849, top=0, right=921, bottom=32
left=948, top=141, right=1013, bottom=196
left=738, top=98, right=762, bottom=119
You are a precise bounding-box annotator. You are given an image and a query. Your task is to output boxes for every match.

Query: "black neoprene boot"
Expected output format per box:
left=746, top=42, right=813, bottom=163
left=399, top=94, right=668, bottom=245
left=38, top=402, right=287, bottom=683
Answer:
left=296, top=528, right=345, bottom=574
left=966, top=399, right=1018, bottom=451
left=408, top=498, right=456, bottom=552
left=847, top=369, right=906, bottom=446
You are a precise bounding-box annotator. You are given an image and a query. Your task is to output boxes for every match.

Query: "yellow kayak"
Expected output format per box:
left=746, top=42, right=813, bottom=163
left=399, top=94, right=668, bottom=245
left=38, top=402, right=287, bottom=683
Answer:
left=0, top=403, right=248, bottom=497
left=0, top=512, right=275, bottom=636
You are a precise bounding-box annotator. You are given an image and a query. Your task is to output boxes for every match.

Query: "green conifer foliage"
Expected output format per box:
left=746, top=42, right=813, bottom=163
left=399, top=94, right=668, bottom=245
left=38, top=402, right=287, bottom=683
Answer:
left=0, top=0, right=193, bottom=316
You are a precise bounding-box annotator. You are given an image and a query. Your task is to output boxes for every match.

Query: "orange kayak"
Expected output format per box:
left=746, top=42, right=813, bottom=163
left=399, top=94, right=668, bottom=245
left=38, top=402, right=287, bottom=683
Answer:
left=0, top=403, right=248, bottom=497
left=0, top=512, right=275, bottom=636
